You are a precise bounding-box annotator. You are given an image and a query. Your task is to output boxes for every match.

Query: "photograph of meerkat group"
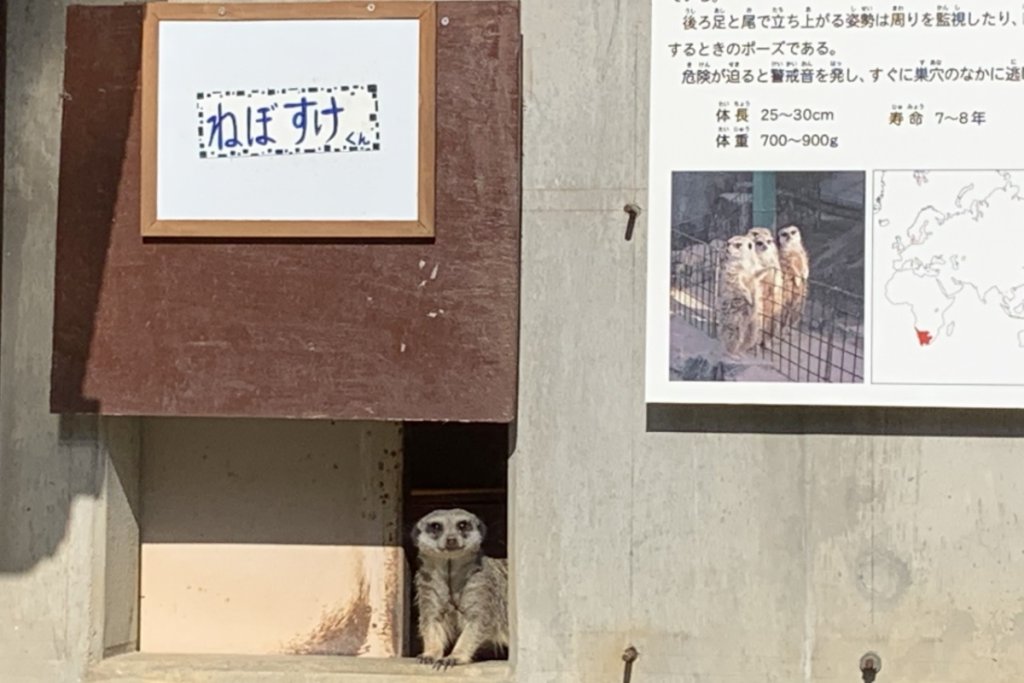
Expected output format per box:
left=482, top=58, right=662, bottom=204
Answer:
left=668, top=171, right=865, bottom=383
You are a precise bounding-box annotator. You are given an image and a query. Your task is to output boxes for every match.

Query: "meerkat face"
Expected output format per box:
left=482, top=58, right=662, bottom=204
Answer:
left=777, top=225, right=802, bottom=249
left=725, top=235, right=755, bottom=262
left=412, top=508, right=487, bottom=559
left=747, top=228, right=777, bottom=260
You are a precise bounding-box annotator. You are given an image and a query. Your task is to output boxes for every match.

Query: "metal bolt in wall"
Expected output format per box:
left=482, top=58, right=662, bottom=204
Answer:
left=623, top=203, right=641, bottom=241
left=622, top=645, right=639, bottom=683
left=859, top=651, right=882, bottom=682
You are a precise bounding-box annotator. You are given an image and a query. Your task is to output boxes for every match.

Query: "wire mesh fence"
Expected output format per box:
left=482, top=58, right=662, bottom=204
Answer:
left=670, top=231, right=864, bottom=383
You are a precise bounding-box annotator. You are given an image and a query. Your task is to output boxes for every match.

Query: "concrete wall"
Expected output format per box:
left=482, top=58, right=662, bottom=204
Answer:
left=0, top=0, right=141, bottom=678
left=511, top=1, right=1024, bottom=683
left=4, top=0, right=1024, bottom=683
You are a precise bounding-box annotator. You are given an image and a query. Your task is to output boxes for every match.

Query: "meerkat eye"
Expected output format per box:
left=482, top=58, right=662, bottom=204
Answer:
left=456, top=520, right=471, bottom=532
left=427, top=522, right=442, bottom=533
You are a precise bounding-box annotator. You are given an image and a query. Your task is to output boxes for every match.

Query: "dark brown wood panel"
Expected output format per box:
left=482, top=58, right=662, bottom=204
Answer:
left=50, top=2, right=521, bottom=421
left=0, top=0, right=6, bottom=340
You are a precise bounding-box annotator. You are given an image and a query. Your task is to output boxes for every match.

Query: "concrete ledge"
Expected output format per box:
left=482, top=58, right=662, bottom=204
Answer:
left=86, top=653, right=513, bottom=683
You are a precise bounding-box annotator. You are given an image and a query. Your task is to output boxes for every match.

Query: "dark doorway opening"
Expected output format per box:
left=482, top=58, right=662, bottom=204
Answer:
left=402, top=421, right=511, bottom=660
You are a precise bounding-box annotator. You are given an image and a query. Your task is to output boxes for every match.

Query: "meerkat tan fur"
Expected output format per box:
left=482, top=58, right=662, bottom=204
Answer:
left=777, top=224, right=810, bottom=331
left=412, top=508, right=508, bottom=669
left=747, top=227, right=784, bottom=346
left=715, top=234, right=760, bottom=358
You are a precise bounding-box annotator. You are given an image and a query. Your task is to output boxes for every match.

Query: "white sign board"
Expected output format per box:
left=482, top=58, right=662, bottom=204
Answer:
left=141, top=2, right=436, bottom=238
left=645, top=0, right=1024, bottom=409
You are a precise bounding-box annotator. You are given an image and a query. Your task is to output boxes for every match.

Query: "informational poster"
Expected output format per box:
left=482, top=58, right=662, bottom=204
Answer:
left=645, top=0, right=1024, bottom=408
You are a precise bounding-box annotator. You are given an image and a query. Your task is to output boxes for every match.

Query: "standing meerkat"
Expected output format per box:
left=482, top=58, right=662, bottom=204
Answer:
left=777, top=224, right=810, bottom=331
left=715, top=234, right=760, bottom=359
left=747, top=227, right=784, bottom=347
left=412, top=508, right=508, bottom=669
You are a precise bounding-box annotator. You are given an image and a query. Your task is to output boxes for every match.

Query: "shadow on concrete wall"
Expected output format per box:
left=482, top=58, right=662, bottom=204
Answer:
left=0, top=416, right=107, bottom=574
left=0, top=3, right=130, bottom=575
left=139, top=417, right=405, bottom=547
left=647, top=404, right=1024, bottom=437
left=134, top=418, right=513, bottom=549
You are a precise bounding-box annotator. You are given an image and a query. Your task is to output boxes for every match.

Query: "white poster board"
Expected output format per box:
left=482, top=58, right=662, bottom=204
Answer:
left=646, top=0, right=1024, bottom=409
left=140, top=2, right=436, bottom=238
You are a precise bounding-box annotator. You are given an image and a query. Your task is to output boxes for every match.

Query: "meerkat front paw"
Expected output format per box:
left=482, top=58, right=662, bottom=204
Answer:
left=433, top=654, right=471, bottom=670
left=417, top=652, right=443, bottom=665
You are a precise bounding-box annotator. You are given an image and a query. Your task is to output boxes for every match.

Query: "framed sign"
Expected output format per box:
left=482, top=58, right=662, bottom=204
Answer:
left=140, top=1, right=437, bottom=238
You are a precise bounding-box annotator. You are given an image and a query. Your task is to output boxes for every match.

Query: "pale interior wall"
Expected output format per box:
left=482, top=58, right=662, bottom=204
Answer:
left=139, top=417, right=404, bottom=657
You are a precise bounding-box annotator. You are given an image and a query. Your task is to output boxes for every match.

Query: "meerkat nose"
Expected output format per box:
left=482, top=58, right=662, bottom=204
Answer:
left=445, top=537, right=460, bottom=550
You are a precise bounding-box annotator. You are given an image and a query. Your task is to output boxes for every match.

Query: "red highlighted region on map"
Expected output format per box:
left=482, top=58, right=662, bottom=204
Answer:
left=914, top=328, right=933, bottom=346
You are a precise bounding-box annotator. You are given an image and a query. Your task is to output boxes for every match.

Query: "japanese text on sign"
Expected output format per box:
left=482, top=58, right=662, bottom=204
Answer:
left=196, top=85, right=381, bottom=159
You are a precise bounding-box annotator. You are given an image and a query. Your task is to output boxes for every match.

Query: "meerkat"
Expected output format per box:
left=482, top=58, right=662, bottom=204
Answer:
left=715, top=234, right=760, bottom=359
left=411, top=508, right=508, bottom=670
left=747, top=227, right=785, bottom=347
left=777, top=224, right=810, bottom=331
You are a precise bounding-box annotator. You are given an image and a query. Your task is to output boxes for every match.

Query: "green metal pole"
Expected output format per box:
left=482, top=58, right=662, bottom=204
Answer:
left=752, top=171, right=776, bottom=230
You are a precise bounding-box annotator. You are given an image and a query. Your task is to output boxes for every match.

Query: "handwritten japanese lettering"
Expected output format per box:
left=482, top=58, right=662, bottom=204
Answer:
left=196, top=84, right=380, bottom=159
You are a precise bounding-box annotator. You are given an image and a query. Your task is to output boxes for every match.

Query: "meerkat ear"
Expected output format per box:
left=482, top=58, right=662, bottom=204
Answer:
left=410, top=523, right=421, bottom=544
left=477, top=518, right=487, bottom=539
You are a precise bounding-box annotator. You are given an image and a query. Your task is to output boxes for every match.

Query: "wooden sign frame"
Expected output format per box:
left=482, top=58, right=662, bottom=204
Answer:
left=140, top=1, right=437, bottom=239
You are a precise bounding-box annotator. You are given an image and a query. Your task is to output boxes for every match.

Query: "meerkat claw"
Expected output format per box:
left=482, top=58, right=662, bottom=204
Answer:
left=434, top=656, right=462, bottom=670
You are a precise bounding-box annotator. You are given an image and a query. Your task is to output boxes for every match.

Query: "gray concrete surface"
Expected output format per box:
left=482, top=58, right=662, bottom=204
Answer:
left=4, top=0, right=1024, bottom=682
left=0, top=0, right=142, bottom=678
left=511, top=0, right=1024, bottom=682
left=85, top=654, right=511, bottom=683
